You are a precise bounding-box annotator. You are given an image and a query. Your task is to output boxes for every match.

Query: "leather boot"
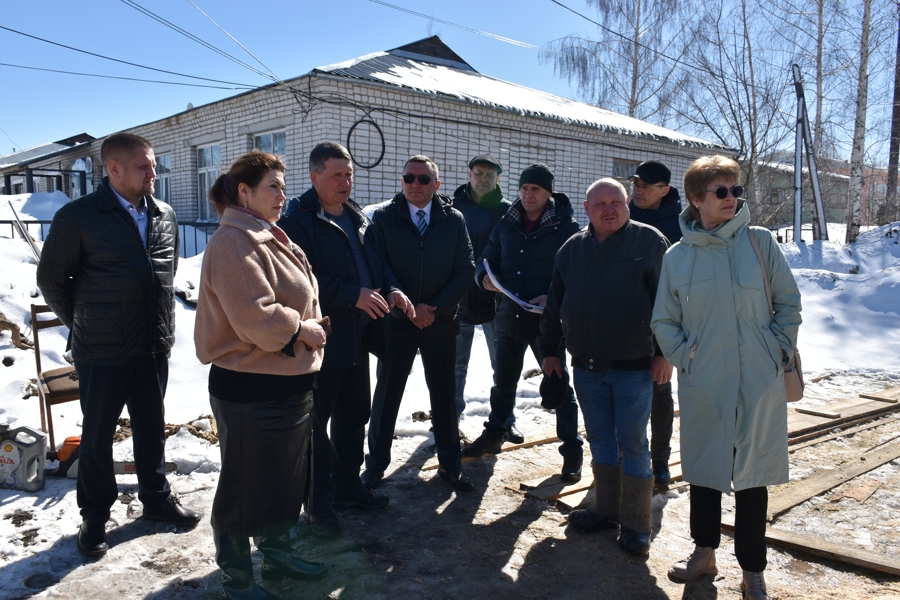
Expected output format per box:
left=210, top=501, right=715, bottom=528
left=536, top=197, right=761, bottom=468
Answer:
left=741, top=570, right=770, bottom=600
left=257, top=531, right=327, bottom=581
left=214, top=532, right=279, bottom=600
left=618, top=474, right=654, bottom=556
left=462, top=430, right=504, bottom=457
left=568, top=463, right=621, bottom=532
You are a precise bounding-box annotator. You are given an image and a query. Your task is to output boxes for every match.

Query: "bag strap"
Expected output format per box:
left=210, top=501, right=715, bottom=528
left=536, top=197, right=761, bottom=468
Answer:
left=747, top=227, right=774, bottom=323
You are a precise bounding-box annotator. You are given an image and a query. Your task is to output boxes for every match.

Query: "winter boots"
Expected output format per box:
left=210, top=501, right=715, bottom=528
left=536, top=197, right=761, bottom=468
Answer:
left=668, top=545, right=718, bottom=581
left=257, top=531, right=327, bottom=581
left=567, top=464, right=622, bottom=532
left=462, top=430, right=504, bottom=457
left=214, top=532, right=279, bottom=600
left=741, top=570, right=769, bottom=600
left=618, top=474, right=654, bottom=556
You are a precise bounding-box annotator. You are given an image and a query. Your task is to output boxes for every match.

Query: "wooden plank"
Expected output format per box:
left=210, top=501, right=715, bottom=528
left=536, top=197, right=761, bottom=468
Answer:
left=860, top=386, right=900, bottom=402
left=721, top=521, right=900, bottom=577
left=767, top=438, right=900, bottom=521
left=794, top=407, right=842, bottom=419
left=421, top=433, right=563, bottom=471
left=788, top=400, right=900, bottom=438
left=790, top=416, right=900, bottom=452
left=523, top=475, right=592, bottom=501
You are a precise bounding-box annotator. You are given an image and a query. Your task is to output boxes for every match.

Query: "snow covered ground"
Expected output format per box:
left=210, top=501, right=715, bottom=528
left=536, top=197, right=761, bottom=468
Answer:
left=1, top=191, right=899, bottom=597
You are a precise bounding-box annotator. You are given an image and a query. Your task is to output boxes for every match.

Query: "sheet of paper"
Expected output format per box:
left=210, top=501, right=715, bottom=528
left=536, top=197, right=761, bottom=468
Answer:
left=483, top=259, right=544, bottom=314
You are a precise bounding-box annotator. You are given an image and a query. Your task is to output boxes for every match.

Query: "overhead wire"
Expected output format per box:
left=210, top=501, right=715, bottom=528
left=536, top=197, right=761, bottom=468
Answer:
left=0, top=62, right=255, bottom=90
left=0, top=24, right=256, bottom=88
left=118, top=0, right=277, bottom=83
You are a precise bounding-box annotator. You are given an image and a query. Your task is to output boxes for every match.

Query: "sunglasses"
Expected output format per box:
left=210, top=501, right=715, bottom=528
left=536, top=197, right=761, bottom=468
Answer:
left=402, top=174, right=432, bottom=185
left=706, top=185, right=744, bottom=199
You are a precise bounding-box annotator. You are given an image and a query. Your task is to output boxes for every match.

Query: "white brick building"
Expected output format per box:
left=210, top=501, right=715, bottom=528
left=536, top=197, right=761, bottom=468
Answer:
left=13, top=36, right=729, bottom=226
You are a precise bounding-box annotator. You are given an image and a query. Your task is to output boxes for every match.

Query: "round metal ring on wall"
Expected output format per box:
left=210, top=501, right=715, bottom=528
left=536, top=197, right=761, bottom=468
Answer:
left=346, top=118, right=386, bottom=169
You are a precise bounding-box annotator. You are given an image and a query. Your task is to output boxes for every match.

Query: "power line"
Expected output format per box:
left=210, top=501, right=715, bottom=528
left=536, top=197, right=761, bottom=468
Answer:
left=0, top=24, right=255, bottom=88
left=119, top=0, right=277, bottom=83
left=0, top=62, right=255, bottom=90
left=367, top=0, right=557, bottom=54
left=0, top=125, right=22, bottom=151
left=186, top=0, right=284, bottom=85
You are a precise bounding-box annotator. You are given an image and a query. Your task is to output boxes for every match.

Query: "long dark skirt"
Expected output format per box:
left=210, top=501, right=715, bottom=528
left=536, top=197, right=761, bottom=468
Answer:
left=210, top=390, right=313, bottom=537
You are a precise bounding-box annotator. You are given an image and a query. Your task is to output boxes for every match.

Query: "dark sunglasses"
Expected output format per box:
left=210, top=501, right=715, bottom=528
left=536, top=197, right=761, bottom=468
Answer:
left=706, top=185, right=744, bottom=199
left=402, top=173, right=432, bottom=185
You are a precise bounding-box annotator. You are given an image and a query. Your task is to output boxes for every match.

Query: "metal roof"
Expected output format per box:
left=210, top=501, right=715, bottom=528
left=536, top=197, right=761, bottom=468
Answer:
left=313, top=37, right=727, bottom=150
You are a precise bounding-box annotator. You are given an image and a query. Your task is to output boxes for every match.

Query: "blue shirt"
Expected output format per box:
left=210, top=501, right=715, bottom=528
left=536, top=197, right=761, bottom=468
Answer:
left=110, top=187, right=148, bottom=247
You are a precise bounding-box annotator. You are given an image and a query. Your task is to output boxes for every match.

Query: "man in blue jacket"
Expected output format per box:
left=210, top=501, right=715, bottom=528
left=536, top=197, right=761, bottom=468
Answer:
left=451, top=154, right=516, bottom=438
left=364, top=155, right=476, bottom=492
left=462, top=164, right=583, bottom=482
left=279, top=143, right=392, bottom=537
left=627, top=160, right=681, bottom=486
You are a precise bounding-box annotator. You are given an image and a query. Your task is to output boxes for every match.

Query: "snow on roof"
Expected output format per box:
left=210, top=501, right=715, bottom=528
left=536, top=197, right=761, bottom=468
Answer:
left=314, top=39, right=726, bottom=150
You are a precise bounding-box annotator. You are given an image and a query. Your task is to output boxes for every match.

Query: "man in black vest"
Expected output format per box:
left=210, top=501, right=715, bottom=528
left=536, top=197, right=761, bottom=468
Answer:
left=37, top=133, right=200, bottom=558
left=279, top=142, right=391, bottom=538
left=627, top=160, right=681, bottom=486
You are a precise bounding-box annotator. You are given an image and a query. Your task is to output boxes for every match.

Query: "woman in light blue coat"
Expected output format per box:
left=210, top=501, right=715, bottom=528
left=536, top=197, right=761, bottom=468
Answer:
left=651, top=156, right=801, bottom=600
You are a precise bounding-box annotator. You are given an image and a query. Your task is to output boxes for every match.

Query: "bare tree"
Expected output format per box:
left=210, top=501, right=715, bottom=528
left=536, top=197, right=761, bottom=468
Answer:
left=882, top=1, right=900, bottom=224
left=540, top=0, right=689, bottom=121
left=847, top=0, right=873, bottom=243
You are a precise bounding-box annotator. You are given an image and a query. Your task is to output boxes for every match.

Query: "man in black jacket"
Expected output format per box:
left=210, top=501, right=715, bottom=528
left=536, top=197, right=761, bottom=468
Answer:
left=36, top=133, right=200, bottom=558
left=363, top=155, right=476, bottom=492
left=462, top=164, right=583, bottom=481
left=451, top=154, right=515, bottom=435
left=540, top=178, right=670, bottom=557
left=278, top=142, right=392, bottom=538
left=627, top=160, right=681, bottom=486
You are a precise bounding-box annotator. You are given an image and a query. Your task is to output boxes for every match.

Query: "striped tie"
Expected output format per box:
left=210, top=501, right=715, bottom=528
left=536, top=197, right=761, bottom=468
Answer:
left=416, top=209, right=427, bottom=236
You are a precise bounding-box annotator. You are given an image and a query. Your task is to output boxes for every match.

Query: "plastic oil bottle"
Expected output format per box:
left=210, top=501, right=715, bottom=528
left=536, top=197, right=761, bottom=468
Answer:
left=0, top=424, right=48, bottom=492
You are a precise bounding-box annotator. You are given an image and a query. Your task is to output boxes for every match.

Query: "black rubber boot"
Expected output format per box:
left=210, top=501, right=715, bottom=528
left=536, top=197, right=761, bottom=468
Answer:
left=214, top=532, right=279, bottom=600
left=618, top=474, right=654, bottom=557
left=568, top=463, right=622, bottom=532
left=257, top=531, right=327, bottom=581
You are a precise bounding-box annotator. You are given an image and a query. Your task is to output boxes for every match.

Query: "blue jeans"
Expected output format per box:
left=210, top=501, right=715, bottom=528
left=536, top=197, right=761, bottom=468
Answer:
left=455, top=318, right=514, bottom=425
left=572, top=367, right=652, bottom=478
left=486, top=334, right=582, bottom=456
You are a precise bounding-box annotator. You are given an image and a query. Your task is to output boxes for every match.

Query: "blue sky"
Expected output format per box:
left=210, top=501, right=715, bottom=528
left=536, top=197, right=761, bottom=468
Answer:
left=0, top=0, right=593, bottom=154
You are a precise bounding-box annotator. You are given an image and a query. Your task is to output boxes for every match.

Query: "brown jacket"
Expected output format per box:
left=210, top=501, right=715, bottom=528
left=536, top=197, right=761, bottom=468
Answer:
left=194, top=208, right=323, bottom=376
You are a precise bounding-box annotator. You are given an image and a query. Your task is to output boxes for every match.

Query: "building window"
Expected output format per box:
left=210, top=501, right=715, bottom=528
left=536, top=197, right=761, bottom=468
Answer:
left=197, top=144, right=222, bottom=221
left=254, top=131, right=286, bottom=157
left=612, top=159, right=640, bottom=181
left=156, top=153, right=172, bottom=204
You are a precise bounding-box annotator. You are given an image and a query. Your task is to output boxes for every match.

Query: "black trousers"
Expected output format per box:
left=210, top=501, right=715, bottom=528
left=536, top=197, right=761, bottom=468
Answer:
left=75, top=353, right=170, bottom=521
left=366, top=334, right=461, bottom=473
left=690, top=484, right=768, bottom=572
left=650, top=381, right=674, bottom=464
left=309, top=356, right=371, bottom=517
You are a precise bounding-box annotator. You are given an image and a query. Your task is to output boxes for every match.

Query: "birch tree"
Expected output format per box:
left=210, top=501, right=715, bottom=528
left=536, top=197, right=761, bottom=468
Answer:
left=847, top=0, right=872, bottom=243
left=539, top=0, right=689, bottom=121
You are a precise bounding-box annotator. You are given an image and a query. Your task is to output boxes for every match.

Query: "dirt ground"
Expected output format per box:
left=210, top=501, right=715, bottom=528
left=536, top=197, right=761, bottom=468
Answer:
left=4, top=373, right=900, bottom=600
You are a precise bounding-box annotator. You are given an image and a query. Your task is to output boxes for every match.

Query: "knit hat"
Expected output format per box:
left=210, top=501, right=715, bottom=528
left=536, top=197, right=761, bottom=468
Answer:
left=518, top=163, right=554, bottom=193
left=630, top=161, right=671, bottom=185
left=540, top=370, right=569, bottom=410
left=468, top=154, right=503, bottom=175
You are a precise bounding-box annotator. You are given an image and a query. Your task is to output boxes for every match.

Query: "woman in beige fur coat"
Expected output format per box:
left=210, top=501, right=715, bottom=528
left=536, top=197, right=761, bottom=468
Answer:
left=195, top=151, right=327, bottom=600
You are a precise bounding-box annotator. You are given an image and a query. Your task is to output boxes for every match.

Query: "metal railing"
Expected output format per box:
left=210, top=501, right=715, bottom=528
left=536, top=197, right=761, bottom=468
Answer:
left=0, top=220, right=218, bottom=259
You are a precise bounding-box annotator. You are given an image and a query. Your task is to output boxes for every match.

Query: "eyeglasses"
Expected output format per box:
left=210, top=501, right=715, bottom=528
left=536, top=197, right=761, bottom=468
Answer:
left=706, top=185, right=744, bottom=199
left=402, top=173, right=432, bottom=185
left=632, top=181, right=667, bottom=190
